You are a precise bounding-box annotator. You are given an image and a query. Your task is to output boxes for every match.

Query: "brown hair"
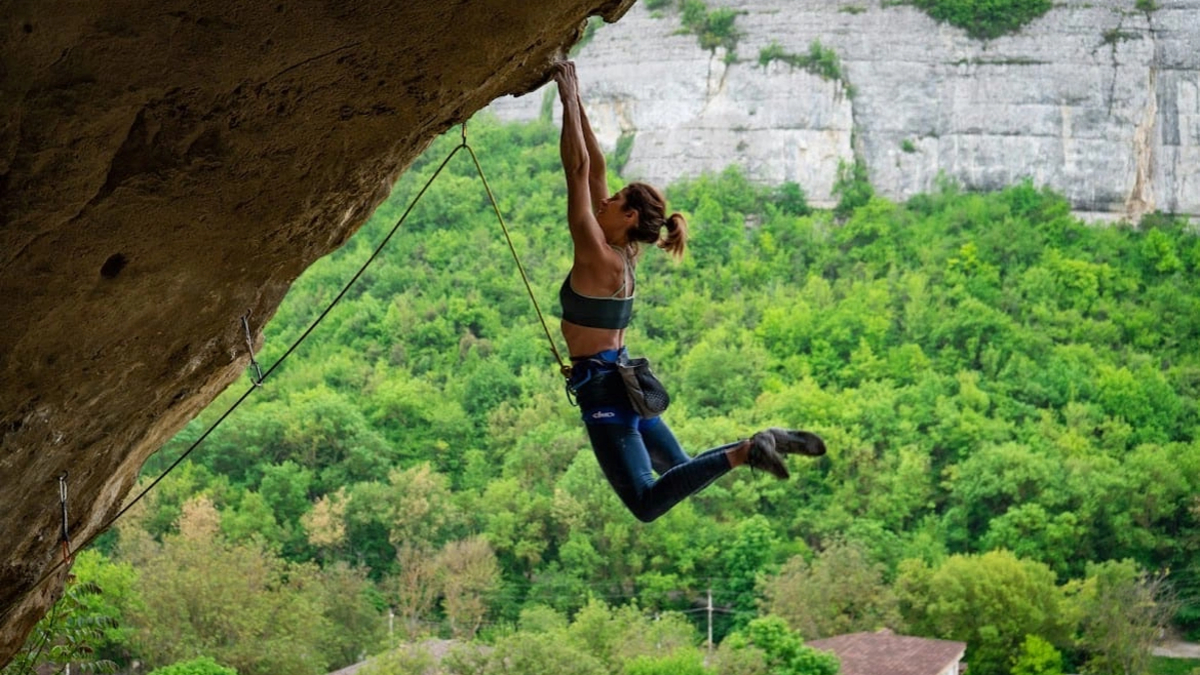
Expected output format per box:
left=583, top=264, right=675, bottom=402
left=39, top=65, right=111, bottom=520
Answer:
left=622, top=181, right=688, bottom=259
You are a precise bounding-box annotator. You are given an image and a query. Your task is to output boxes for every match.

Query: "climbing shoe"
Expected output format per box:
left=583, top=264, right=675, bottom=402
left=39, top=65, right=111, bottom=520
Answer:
left=746, top=431, right=790, bottom=480
left=767, top=428, right=826, bottom=456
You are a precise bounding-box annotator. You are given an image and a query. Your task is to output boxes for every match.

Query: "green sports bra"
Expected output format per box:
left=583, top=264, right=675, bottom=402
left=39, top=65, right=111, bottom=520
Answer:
left=559, top=247, right=635, bottom=330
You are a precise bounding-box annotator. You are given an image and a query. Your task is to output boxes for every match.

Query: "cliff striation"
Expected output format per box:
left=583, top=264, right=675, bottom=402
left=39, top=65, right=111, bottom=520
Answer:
left=493, top=0, right=1200, bottom=219
left=0, top=0, right=634, bottom=666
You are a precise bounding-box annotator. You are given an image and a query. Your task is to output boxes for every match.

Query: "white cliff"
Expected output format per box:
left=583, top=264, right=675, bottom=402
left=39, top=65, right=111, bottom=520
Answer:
left=491, top=0, right=1200, bottom=219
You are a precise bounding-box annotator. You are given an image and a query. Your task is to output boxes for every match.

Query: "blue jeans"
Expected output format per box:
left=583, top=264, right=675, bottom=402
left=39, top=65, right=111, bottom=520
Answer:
left=570, top=349, right=736, bottom=523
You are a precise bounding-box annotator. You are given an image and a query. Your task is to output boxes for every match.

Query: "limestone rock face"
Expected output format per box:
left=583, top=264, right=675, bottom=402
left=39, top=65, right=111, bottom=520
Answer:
left=492, top=0, right=1200, bottom=219
left=0, top=0, right=633, bottom=664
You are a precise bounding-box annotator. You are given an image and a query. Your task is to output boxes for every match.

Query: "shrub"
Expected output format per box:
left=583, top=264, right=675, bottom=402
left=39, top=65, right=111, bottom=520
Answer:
left=679, top=0, right=743, bottom=54
left=624, top=650, right=710, bottom=675
left=833, top=158, right=874, bottom=219
left=909, top=0, right=1053, bottom=40
left=2, top=577, right=121, bottom=675
left=357, top=646, right=438, bottom=675
left=772, top=182, right=811, bottom=217
left=149, top=657, right=238, bottom=675
left=758, top=41, right=845, bottom=83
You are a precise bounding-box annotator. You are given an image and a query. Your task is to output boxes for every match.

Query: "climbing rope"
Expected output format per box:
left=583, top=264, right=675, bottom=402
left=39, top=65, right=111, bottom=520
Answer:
left=5, top=121, right=568, bottom=621
left=463, top=137, right=571, bottom=379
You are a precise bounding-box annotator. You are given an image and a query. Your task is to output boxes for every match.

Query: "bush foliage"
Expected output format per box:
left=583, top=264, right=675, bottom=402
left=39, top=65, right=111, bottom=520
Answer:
left=909, top=0, right=1054, bottom=40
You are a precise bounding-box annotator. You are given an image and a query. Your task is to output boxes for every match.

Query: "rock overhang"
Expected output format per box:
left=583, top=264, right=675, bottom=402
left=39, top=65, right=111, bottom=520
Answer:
left=0, top=0, right=634, bottom=665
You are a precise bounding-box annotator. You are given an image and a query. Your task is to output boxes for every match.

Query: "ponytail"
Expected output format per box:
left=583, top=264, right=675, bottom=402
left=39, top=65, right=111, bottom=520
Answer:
left=658, top=212, right=688, bottom=259
left=622, top=182, right=688, bottom=260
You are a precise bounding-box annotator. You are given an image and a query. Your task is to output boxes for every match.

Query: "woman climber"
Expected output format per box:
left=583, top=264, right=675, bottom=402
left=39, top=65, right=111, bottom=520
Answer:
left=551, top=61, right=827, bottom=523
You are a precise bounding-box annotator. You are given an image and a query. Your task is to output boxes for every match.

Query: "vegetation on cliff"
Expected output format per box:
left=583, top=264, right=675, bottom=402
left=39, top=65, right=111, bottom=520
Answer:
left=906, top=0, right=1054, bottom=40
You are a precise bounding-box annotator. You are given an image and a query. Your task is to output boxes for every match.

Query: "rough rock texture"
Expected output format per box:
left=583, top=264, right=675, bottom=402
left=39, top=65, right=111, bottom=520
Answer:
left=492, top=0, right=1200, bottom=219
left=0, top=0, right=634, bottom=665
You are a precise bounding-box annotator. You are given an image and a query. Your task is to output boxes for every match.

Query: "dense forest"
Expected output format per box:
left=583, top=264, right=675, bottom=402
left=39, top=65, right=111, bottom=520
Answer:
left=9, top=114, right=1200, bottom=675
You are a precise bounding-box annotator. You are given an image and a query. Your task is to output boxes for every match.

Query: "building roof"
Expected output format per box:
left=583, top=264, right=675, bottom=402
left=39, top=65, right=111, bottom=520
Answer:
left=807, top=630, right=966, bottom=675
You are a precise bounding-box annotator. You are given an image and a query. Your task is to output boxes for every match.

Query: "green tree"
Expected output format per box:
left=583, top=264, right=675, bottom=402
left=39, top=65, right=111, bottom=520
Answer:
left=436, top=536, right=501, bottom=639
left=68, top=549, right=139, bottom=665
left=388, top=542, right=442, bottom=640
left=343, top=480, right=401, bottom=576
left=478, top=475, right=555, bottom=577
left=760, top=540, right=900, bottom=639
left=1010, top=635, right=1063, bottom=675
left=895, top=551, right=1071, bottom=675
left=357, top=644, right=438, bottom=675
left=717, top=616, right=838, bottom=675
left=301, top=487, right=348, bottom=561
left=443, top=632, right=606, bottom=675
left=564, top=599, right=701, bottom=673
left=714, top=516, right=784, bottom=633
left=979, top=503, right=1083, bottom=579
left=125, top=497, right=333, bottom=675
left=1075, top=560, right=1177, bottom=675
left=258, top=460, right=313, bottom=526
left=1, top=574, right=119, bottom=675
left=772, top=182, right=811, bottom=217
left=367, top=366, right=476, bottom=478
left=677, top=326, right=770, bottom=415
left=277, top=385, right=395, bottom=491
left=220, top=490, right=284, bottom=546
left=317, top=561, right=385, bottom=668
left=940, top=443, right=1061, bottom=554
left=517, top=604, right=569, bottom=633
left=832, top=159, right=873, bottom=219
left=381, top=463, right=464, bottom=552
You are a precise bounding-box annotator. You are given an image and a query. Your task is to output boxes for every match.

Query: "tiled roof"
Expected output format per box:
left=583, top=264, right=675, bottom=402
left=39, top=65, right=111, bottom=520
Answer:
left=807, top=630, right=966, bottom=675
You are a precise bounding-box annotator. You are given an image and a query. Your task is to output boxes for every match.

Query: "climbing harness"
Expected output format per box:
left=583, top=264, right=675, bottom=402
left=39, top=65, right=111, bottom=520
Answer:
left=5, top=120, right=571, bottom=619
